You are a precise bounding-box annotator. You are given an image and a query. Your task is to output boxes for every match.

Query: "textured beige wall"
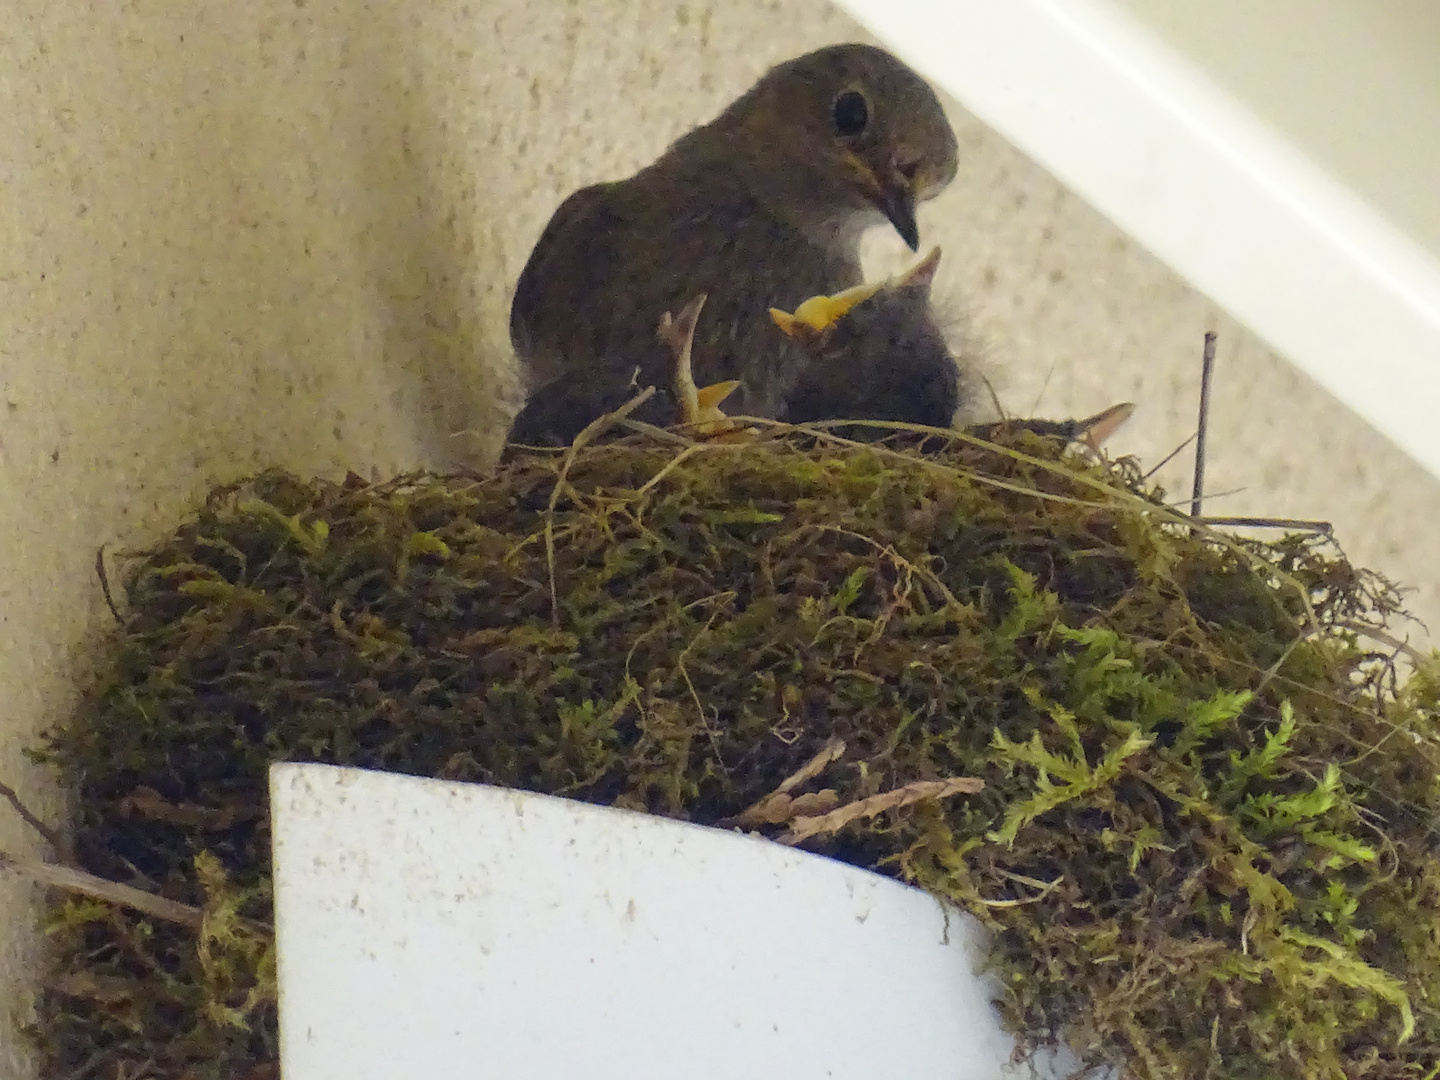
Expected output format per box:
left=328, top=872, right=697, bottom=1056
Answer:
left=2, top=1, right=1436, bottom=1072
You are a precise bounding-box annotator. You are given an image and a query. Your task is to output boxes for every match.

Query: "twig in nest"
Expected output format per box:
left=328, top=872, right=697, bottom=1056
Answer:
left=1197, top=516, right=1333, bottom=536
left=979, top=371, right=1007, bottom=421
left=1027, top=360, right=1058, bottom=417
left=116, top=785, right=265, bottom=832
left=1190, top=331, right=1217, bottom=520
left=776, top=775, right=984, bottom=846
left=1341, top=622, right=1429, bottom=667
left=95, top=544, right=122, bottom=625
left=545, top=384, right=658, bottom=623
left=770, top=737, right=846, bottom=796
left=0, top=848, right=202, bottom=929
left=720, top=738, right=846, bottom=828
left=1168, top=486, right=1246, bottom=510
left=975, top=868, right=1065, bottom=908
left=1143, top=432, right=1196, bottom=482
left=636, top=443, right=705, bottom=496
left=0, top=777, right=71, bottom=865
left=617, top=417, right=695, bottom=447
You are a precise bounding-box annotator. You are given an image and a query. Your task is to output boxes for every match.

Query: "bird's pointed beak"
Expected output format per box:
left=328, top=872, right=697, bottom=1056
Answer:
left=695, top=380, right=741, bottom=412
left=875, top=178, right=920, bottom=251
left=842, top=151, right=921, bottom=251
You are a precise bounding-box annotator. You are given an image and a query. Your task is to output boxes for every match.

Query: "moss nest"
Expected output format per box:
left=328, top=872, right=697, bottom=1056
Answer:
left=29, top=424, right=1440, bottom=1079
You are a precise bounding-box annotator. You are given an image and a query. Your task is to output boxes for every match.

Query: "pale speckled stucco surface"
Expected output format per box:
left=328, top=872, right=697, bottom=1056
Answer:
left=1, top=1, right=1436, bottom=1073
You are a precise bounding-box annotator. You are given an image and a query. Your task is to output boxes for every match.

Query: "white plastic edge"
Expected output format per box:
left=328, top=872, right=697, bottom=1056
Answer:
left=269, top=762, right=1087, bottom=1079
left=833, top=0, right=1440, bottom=479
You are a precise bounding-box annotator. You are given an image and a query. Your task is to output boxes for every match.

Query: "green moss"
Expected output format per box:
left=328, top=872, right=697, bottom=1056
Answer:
left=29, top=427, right=1440, bottom=1079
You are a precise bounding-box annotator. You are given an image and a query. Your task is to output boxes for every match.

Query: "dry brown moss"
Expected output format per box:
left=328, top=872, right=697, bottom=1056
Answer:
left=29, top=424, right=1440, bottom=1079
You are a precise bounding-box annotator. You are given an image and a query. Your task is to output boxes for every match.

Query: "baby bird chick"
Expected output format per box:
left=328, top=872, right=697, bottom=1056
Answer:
left=774, top=246, right=963, bottom=433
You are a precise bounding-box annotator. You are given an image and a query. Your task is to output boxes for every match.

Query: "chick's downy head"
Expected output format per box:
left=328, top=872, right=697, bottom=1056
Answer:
left=770, top=245, right=943, bottom=347
left=773, top=247, right=961, bottom=431
left=717, top=43, right=959, bottom=250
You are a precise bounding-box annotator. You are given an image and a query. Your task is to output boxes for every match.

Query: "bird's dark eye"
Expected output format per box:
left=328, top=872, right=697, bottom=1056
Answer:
left=831, top=89, right=870, bottom=137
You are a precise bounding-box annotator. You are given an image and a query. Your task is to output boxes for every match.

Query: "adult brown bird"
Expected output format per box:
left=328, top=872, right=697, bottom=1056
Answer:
left=510, top=43, right=959, bottom=420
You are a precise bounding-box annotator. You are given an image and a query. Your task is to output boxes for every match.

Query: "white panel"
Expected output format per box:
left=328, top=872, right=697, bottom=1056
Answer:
left=832, top=0, right=1440, bottom=478
left=270, top=763, right=1082, bottom=1080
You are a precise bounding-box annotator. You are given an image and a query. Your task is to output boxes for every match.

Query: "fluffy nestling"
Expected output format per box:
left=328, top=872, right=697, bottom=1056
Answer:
left=776, top=246, right=965, bottom=432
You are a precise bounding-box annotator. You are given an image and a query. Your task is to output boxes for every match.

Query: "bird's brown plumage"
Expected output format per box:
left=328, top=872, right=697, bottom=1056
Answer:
left=509, top=43, right=959, bottom=419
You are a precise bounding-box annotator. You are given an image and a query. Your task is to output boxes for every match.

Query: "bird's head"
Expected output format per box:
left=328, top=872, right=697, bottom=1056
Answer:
left=723, top=44, right=959, bottom=250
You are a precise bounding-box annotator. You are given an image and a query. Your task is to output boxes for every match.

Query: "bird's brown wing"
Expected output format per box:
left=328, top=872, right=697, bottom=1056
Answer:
left=509, top=182, right=627, bottom=387
left=510, top=154, right=864, bottom=417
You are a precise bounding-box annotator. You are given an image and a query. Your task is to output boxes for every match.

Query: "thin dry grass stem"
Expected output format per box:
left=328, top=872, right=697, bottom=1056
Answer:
left=722, top=737, right=846, bottom=828
left=1143, top=432, right=1196, bottom=481
left=1342, top=623, right=1430, bottom=668
left=0, top=849, right=202, bottom=929
left=1198, top=516, right=1334, bottom=535
left=1254, top=635, right=1307, bottom=699
left=806, top=524, right=961, bottom=610
left=975, top=868, right=1065, bottom=908
left=1171, top=485, right=1245, bottom=508
left=1027, top=362, right=1058, bottom=416
left=95, top=545, right=123, bottom=625
left=755, top=414, right=1324, bottom=636
left=0, top=776, right=69, bottom=863
left=545, top=385, right=658, bottom=622
left=782, top=418, right=1119, bottom=511
left=617, top=418, right=696, bottom=447
left=635, top=443, right=704, bottom=496
left=777, top=775, right=984, bottom=846
left=800, top=411, right=1324, bottom=633
left=675, top=603, right=730, bottom=768
left=980, top=371, right=1010, bottom=420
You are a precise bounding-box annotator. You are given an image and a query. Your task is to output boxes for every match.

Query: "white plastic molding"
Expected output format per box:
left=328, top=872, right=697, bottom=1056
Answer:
left=270, top=763, right=1081, bottom=1079
left=833, top=0, right=1440, bottom=478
